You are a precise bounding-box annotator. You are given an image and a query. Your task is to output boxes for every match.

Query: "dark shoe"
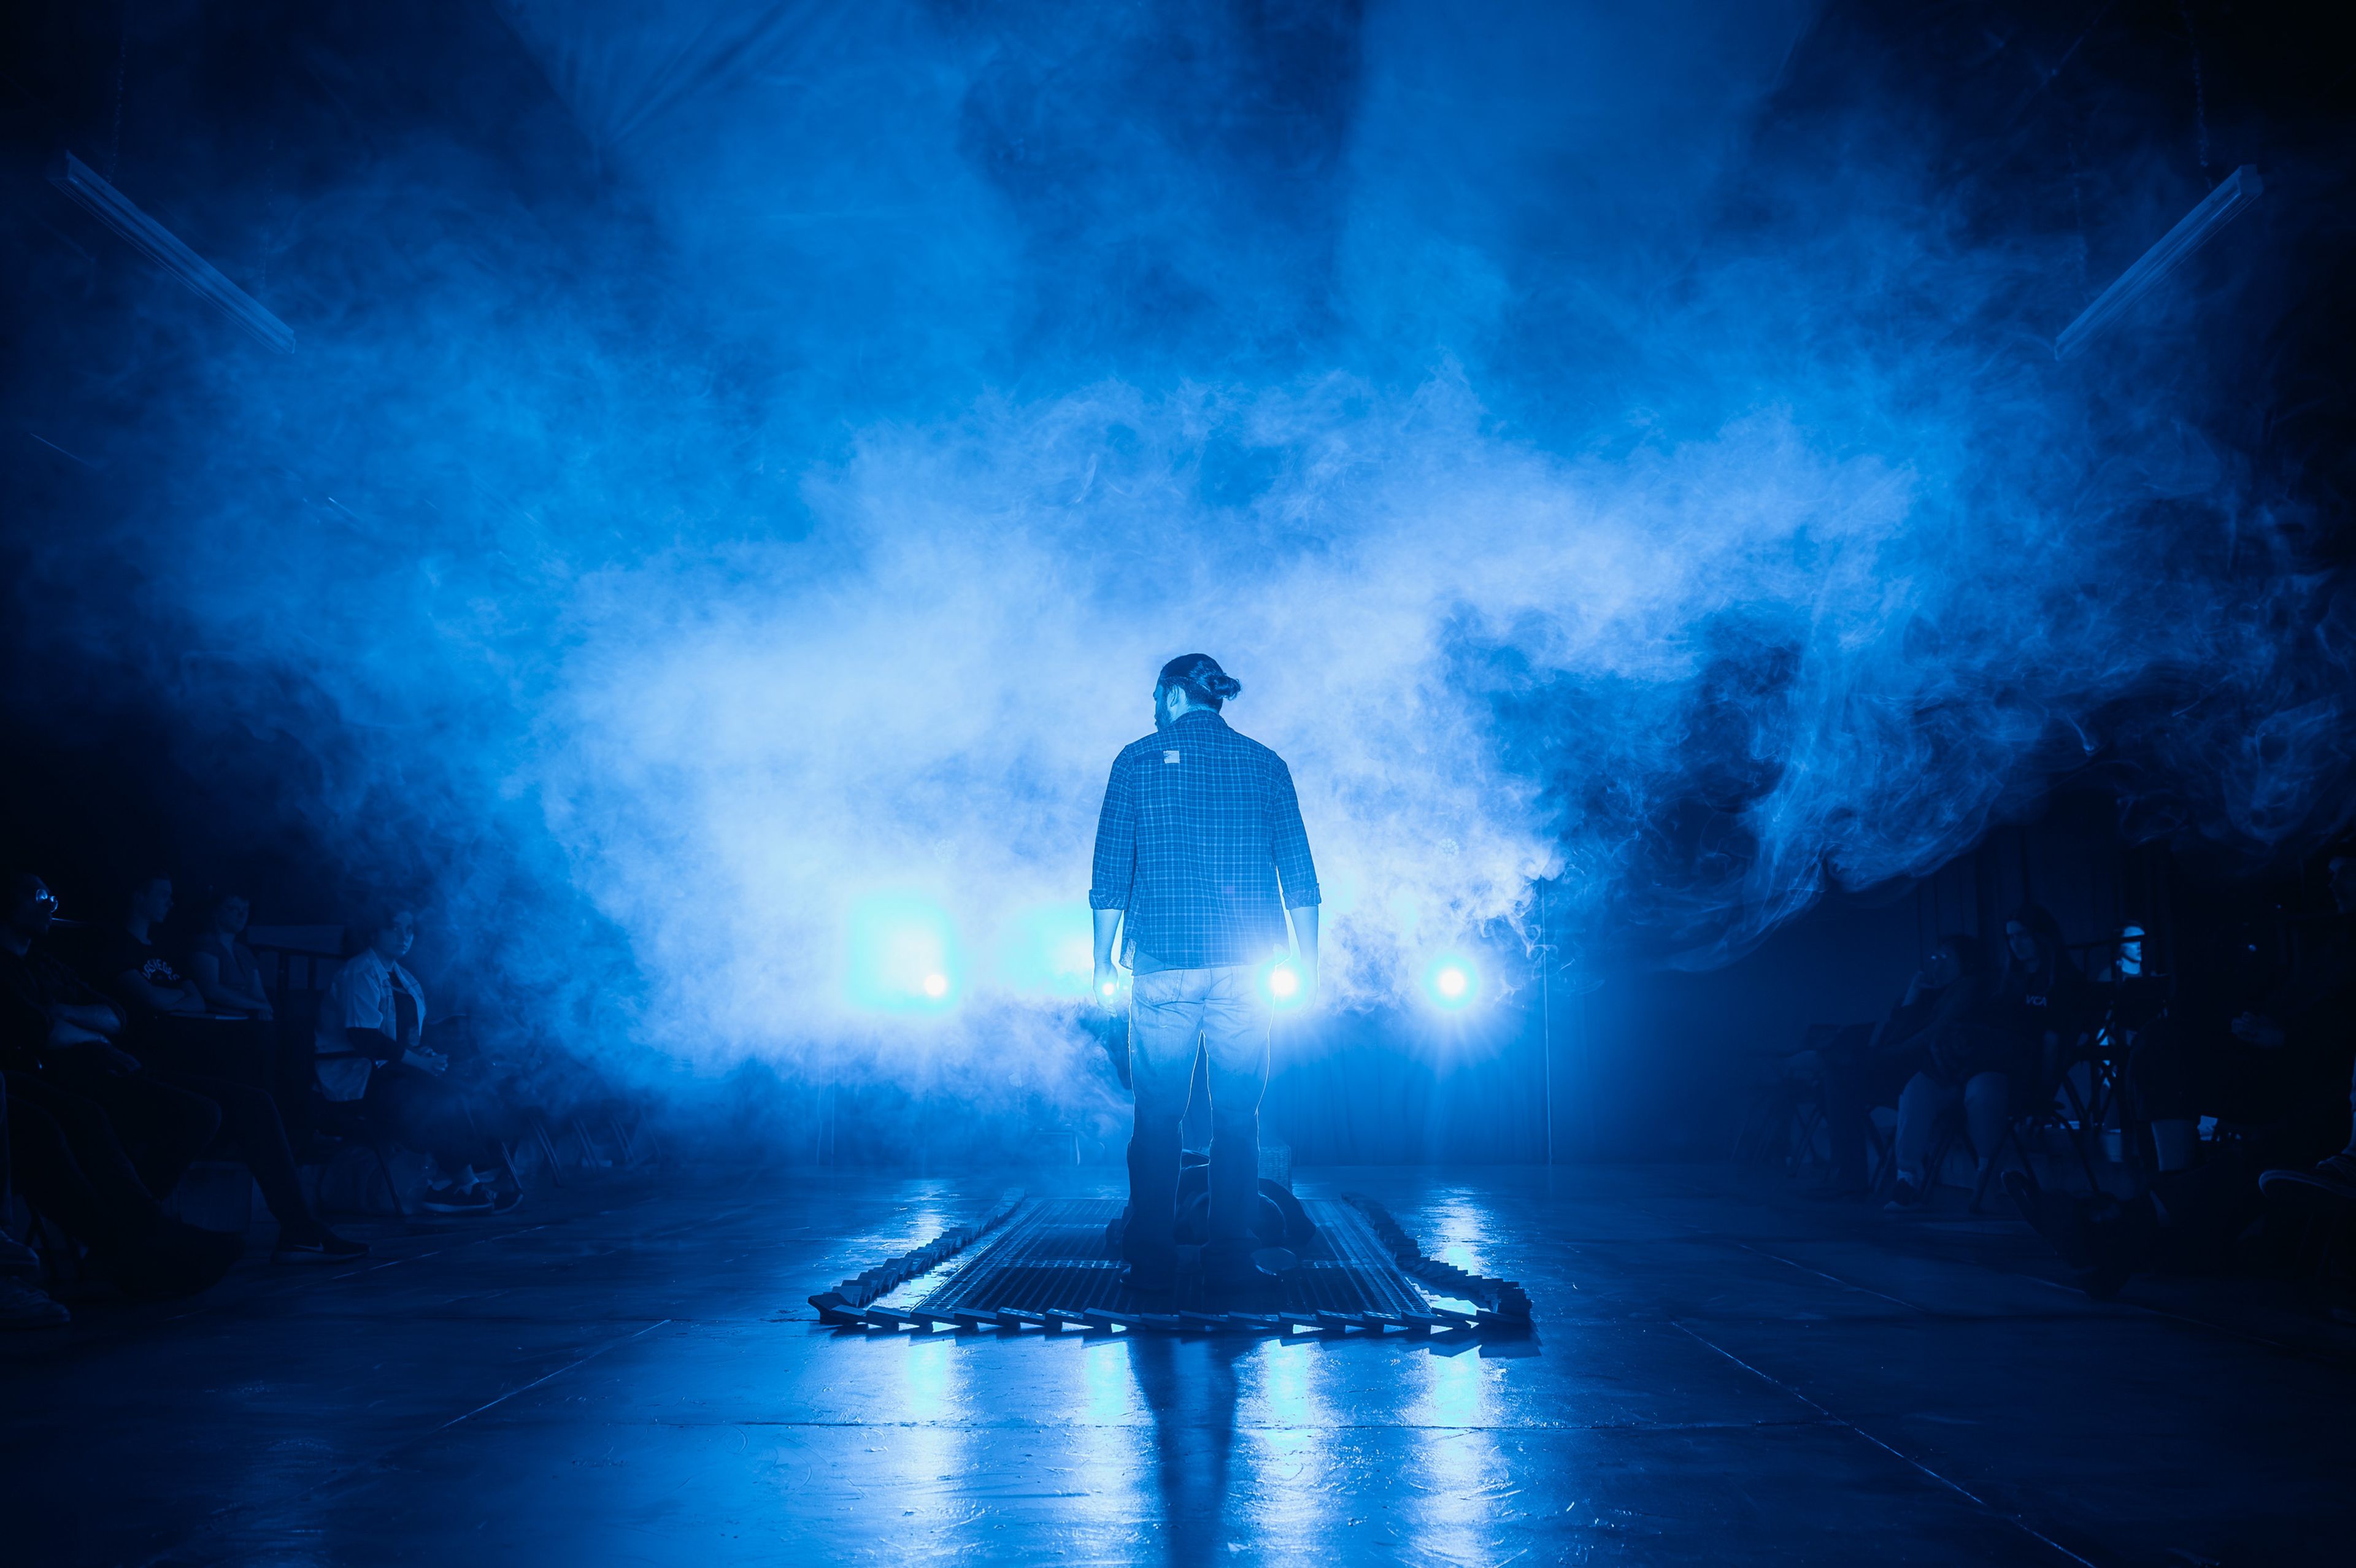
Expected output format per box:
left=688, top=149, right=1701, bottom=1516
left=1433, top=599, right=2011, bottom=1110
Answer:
left=0, top=1278, right=70, bottom=1328
left=2004, top=1170, right=2094, bottom=1270
left=274, top=1229, right=371, bottom=1264
left=2260, top=1153, right=2356, bottom=1204
left=420, top=1183, right=495, bottom=1214
left=1883, top=1177, right=1926, bottom=1212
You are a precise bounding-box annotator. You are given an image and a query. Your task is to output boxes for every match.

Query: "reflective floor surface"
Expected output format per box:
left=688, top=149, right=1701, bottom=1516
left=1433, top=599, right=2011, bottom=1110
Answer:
left=4, top=1164, right=2352, bottom=1566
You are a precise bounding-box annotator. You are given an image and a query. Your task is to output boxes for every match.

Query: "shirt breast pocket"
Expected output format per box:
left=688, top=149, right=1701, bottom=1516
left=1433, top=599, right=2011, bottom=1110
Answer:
left=1139, top=748, right=1185, bottom=826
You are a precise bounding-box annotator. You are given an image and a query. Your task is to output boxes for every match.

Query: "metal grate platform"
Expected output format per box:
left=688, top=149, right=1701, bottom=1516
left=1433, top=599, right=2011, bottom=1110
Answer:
left=807, top=1193, right=1532, bottom=1337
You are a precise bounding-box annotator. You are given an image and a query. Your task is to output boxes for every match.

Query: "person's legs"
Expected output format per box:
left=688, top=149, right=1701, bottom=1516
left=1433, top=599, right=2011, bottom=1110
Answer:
left=37, top=1059, right=220, bottom=1201
left=1963, top=1071, right=2011, bottom=1175
left=2, top=1072, right=241, bottom=1297
left=6, top=1075, right=170, bottom=1231
left=368, top=1066, right=505, bottom=1185
left=3, top=1089, right=155, bottom=1249
left=1125, top=969, right=1207, bottom=1287
left=1894, top=1072, right=1955, bottom=1187
left=2125, top=1016, right=2206, bottom=1172
left=1819, top=1053, right=1870, bottom=1187
left=1197, top=965, right=1272, bottom=1267
left=1823, top=1046, right=1923, bottom=1189
left=150, top=1070, right=329, bottom=1243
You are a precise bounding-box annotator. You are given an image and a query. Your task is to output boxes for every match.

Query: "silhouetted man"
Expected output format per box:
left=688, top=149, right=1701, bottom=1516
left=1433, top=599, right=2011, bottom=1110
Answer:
left=1090, top=654, right=1319, bottom=1296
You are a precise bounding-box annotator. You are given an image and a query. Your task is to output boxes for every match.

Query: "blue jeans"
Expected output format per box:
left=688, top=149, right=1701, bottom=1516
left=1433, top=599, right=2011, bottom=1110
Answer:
left=1125, top=965, right=1269, bottom=1280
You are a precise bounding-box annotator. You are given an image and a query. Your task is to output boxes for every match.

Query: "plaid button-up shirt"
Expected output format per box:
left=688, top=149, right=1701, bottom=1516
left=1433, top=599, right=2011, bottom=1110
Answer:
left=1089, top=710, right=1320, bottom=970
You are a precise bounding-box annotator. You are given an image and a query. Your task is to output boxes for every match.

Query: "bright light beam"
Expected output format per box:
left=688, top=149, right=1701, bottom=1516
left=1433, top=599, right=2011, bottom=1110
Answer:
left=845, top=894, right=961, bottom=1013
left=1261, top=955, right=1310, bottom=1012
left=1423, top=952, right=1480, bottom=1012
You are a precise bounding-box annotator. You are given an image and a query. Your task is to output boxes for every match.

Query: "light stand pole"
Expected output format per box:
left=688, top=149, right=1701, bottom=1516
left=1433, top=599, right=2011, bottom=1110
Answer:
left=1539, top=882, right=1554, bottom=1166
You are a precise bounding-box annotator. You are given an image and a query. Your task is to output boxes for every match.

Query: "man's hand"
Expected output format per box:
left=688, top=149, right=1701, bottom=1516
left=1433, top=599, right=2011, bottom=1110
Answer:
left=55, top=1001, right=124, bottom=1035
left=2231, top=1012, right=2287, bottom=1048
left=167, top=985, right=209, bottom=1016
left=1091, top=908, right=1125, bottom=1012
left=402, top=1047, right=450, bottom=1075
left=50, top=1038, right=144, bottom=1073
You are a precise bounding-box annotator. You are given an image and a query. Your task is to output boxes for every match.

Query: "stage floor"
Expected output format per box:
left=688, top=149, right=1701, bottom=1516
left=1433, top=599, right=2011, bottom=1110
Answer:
left=6, top=1164, right=2351, bottom=1566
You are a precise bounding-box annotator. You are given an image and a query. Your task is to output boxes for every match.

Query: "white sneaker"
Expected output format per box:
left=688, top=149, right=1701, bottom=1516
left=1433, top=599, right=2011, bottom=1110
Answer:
left=0, top=1278, right=69, bottom=1328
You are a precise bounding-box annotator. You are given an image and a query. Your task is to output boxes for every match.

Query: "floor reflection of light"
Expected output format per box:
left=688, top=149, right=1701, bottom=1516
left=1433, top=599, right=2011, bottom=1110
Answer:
left=1071, top=1337, right=1147, bottom=1550
left=1429, top=1194, right=1495, bottom=1278
left=1411, top=1340, right=1506, bottom=1563
left=1084, top=1337, right=1136, bottom=1424
left=874, top=1333, right=971, bottom=1536
left=1241, top=1337, right=1336, bottom=1559
left=1255, top=1336, right=1315, bottom=1428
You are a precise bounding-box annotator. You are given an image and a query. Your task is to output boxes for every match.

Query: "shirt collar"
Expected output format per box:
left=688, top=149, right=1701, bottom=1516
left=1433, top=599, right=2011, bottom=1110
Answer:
left=1172, top=709, right=1226, bottom=731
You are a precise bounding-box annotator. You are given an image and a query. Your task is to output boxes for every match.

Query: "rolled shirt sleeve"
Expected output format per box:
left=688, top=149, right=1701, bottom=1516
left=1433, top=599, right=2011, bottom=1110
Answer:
left=1088, top=751, right=1138, bottom=912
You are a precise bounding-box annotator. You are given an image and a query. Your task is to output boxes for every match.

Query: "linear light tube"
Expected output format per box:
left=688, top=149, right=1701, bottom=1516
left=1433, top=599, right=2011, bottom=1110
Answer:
left=48, top=151, right=297, bottom=353
left=2055, top=164, right=2262, bottom=361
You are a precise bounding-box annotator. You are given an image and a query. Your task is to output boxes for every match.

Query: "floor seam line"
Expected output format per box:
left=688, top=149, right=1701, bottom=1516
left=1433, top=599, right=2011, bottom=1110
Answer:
left=1671, top=1318, right=2103, bottom=1568
left=439, top=1318, right=674, bottom=1429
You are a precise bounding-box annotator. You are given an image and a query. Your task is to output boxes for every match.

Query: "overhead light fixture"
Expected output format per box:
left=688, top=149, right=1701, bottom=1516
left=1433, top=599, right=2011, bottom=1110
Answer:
left=2055, top=164, right=2262, bottom=360
left=48, top=152, right=297, bottom=353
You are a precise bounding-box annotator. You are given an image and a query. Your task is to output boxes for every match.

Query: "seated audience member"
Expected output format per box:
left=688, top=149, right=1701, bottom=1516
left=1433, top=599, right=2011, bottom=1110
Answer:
left=0, top=1074, right=72, bottom=1326
left=2128, top=854, right=2356, bottom=1175
left=18, top=874, right=362, bottom=1261
left=1, top=876, right=247, bottom=1296
left=319, top=909, right=518, bottom=1214
left=93, top=872, right=210, bottom=1023
left=1812, top=935, right=1986, bottom=1198
left=1885, top=906, right=2084, bottom=1210
left=93, top=873, right=275, bottom=1084
left=2015, top=855, right=2356, bottom=1296
left=187, top=890, right=274, bottom=1020
left=6, top=874, right=218, bottom=1199
left=187, top=888, right=307, bottom=1119
left=1, top=1066, right=245, bottom=1304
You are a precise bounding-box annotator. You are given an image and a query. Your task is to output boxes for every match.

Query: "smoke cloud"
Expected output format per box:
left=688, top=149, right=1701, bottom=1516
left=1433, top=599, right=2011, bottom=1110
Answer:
left=16, top=1, right=2352, bottom=1101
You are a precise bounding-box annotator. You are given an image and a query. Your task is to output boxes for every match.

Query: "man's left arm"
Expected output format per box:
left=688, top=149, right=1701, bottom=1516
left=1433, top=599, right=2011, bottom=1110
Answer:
left=1271, top=759, right=1321, bottom=989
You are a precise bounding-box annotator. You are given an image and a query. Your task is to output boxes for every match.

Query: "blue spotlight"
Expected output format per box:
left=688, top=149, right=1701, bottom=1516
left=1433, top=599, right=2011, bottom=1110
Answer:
left=1258, top=954, right=1311, bottom=1012
left=1423, top=952, right=1479, bottom=1011
left=845, top=894, right=960, bottom=1013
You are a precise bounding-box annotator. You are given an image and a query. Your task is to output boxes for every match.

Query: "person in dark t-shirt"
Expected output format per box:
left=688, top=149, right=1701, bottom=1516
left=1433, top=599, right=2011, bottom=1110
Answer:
left=90, top=874, right=207, bottom=1021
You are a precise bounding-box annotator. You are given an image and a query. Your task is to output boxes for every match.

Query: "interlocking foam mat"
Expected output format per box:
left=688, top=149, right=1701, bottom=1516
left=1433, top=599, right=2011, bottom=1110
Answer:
left=809, top=1191, right=1531, bottom=1336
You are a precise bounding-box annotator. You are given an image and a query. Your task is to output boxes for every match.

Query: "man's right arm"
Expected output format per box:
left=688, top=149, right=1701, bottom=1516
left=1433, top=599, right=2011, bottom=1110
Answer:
left=115, top=967, right=206, bottom=1015
left=1088, top=751, right=1136, bottom=1004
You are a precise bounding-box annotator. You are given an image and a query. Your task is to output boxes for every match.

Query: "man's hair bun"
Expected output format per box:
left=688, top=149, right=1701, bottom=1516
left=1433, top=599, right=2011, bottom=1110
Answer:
left=1157, top=653, right=1242, bottom=709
